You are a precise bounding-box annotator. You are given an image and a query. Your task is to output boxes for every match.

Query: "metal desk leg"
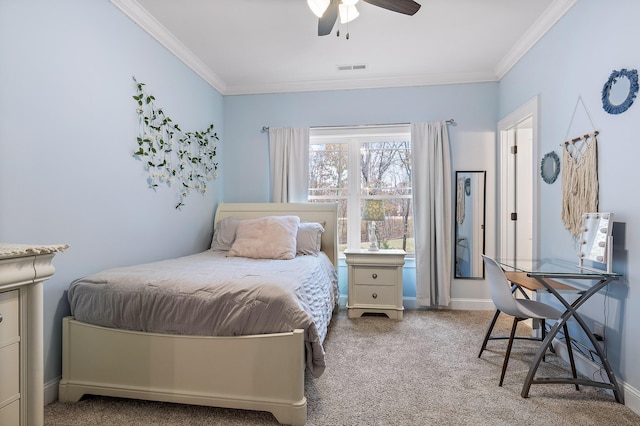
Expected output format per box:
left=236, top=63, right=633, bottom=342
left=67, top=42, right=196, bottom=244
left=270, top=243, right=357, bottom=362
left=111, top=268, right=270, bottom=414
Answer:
left=520, top=277, right=623, bottom=403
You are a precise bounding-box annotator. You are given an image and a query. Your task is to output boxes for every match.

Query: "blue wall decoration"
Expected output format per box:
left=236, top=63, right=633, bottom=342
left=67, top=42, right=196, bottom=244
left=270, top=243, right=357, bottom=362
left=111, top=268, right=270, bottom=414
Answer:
left=601, top=68, right=639, bottom=114
left=540, top=151, right=560, bottom=184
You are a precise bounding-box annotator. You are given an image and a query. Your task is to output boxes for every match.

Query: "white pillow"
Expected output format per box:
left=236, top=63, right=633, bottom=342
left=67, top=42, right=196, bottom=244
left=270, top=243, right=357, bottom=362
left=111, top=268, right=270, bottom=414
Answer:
left=296, top=222, right=325, bottom=256
left=228, top=215, right=301, bottom=260
left=210, top=217, right=241, bottom=251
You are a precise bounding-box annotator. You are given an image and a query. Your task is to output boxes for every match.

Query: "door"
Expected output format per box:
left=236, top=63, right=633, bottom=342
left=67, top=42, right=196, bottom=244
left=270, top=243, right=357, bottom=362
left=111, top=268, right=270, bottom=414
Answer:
left=498, top=98, right=538, bottom=261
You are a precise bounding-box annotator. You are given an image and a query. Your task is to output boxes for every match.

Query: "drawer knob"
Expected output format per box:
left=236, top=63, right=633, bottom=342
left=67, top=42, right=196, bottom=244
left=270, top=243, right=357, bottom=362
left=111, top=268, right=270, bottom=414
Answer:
left=372, top=292, right=378, bottom=299
left=0, top=313, right=3, bottom=323
left=372, top=273, right=378, bottom=279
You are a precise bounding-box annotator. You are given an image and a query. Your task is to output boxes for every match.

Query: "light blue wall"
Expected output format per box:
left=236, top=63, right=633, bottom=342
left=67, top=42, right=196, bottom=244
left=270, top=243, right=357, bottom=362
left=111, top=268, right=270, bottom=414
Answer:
left=223, top=84, right=499, bottom=304
left=12, top=0, right=636, bottom=406
left=0, top=0, right=223, bottom=384
left=498, top=0, right=640, bottom=397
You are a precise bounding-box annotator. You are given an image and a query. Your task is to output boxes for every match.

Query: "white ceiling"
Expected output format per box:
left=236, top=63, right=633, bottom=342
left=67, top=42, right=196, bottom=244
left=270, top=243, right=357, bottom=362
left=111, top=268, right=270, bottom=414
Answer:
left=112, top=0, right=576, bottom=95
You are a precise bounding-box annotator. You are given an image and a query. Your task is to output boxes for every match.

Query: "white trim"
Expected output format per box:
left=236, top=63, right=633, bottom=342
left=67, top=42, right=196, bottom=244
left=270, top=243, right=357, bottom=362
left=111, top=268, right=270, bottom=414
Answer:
left=398, top=298, right=495, bottom=311
left=223, top=71, right=498, bottom=96
left=495, top=0, right=577, bottom=79
left=448, top=298, right=495, bottom=311
left=497, top=96, right=541, bottom=260
left=44, top=377, right=60, bottom=405
left=110, top=0, right=573, bottom=95
left=553, top=339, right=640, bottom=416
left=109, top=0, right=227, bottom=94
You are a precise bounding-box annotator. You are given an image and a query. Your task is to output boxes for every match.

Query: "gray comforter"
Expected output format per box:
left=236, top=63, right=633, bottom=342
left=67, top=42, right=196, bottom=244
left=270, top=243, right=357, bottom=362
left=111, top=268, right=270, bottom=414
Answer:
left=67, top=250, right=338, bottom=377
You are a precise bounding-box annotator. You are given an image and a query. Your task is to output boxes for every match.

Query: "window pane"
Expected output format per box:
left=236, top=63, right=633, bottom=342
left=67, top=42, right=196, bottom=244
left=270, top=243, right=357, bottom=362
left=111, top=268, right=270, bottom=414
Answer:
left=360, top=141, right=411, bottom=196
left=309, top=198, right=348, bottom=253
left=309, top=143, right=349, bottom=197
left=309, top=128, right=413, bottom=255
left=360, top=198, right=414, bottom=253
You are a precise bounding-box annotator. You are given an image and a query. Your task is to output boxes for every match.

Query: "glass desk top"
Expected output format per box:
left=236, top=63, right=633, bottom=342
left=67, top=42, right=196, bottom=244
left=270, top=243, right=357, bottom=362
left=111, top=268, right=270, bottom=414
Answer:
left=494, top=258, right=622, bottom=279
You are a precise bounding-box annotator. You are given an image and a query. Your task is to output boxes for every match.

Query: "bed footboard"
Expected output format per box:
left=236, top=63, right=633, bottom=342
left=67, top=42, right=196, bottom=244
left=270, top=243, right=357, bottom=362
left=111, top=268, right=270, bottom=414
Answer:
left=58, top=317, right=307, bottom=425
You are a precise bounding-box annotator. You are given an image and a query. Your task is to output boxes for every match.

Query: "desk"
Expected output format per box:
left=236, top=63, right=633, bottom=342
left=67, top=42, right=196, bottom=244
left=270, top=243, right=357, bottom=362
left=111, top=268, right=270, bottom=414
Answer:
left=496, top=258, right=622, bottom=403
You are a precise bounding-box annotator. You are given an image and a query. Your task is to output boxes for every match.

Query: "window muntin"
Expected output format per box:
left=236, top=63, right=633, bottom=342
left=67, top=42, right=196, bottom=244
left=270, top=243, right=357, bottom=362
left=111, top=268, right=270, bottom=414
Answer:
left=308, top=126, right=413, bottom=255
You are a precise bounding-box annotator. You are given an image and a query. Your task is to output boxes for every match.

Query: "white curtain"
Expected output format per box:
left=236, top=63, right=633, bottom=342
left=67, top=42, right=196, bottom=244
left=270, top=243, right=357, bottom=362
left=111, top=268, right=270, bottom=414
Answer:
left=268, top=127, right=310, bottom=203
left=411, top=121, right=452, bottom=307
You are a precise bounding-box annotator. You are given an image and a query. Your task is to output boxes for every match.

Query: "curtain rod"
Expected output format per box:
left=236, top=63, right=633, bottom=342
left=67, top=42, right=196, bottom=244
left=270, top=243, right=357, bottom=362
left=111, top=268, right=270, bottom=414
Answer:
left=261, top=119, right=455, bottom=132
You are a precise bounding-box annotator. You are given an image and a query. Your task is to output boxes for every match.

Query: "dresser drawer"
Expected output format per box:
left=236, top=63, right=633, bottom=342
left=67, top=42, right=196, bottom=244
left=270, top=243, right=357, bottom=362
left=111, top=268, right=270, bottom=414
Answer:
left=353, top=267, right=396, bottom=286
left=353, top=284, right=395, bottom=306
left=0, top=343, right=20, bottom=404
left=0, top=290, right=19, bottom=345
left=0, top=399, right=20, bottom=425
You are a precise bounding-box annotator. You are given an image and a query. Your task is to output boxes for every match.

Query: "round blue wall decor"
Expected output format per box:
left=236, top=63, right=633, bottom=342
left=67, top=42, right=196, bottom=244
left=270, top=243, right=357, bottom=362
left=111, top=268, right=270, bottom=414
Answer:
left=540, top=151, right=560, bottom=184
left=601, top=68, right=639, bottom=114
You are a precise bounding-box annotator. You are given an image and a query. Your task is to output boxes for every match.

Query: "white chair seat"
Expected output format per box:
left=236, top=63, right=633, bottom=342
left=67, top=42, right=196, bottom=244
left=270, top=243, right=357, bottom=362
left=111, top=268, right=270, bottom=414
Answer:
left=514, top=298, right=563, bottom=320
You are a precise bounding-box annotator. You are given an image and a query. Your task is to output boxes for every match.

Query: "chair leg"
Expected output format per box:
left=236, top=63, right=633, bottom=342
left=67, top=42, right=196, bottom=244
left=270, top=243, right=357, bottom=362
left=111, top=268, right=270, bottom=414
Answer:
left=478, top=309, right=501, bottom=358
left=499, top=317, right=519, bottom=386
left=563, top=324, right=580, bottom=391
left=541, top=319, right=546, bottom=362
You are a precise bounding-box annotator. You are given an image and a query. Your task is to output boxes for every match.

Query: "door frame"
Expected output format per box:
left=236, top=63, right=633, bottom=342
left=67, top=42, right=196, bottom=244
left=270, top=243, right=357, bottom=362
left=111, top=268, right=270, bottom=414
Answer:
left=497, top=96, right=540, bottom=260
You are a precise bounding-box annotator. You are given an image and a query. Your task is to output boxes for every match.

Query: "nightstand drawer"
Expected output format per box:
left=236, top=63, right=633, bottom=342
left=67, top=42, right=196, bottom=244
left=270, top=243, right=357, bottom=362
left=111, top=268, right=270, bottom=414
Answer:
left=353, top=284, right=395, bottom=306
left=0, top=290, right=19, bottom=344
left=354, top=267, right=396, bottom=285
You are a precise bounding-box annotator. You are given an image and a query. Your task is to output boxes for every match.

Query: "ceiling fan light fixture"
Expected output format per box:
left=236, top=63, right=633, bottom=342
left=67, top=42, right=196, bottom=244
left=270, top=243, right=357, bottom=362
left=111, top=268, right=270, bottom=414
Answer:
left=338, top=4, right=359, bottom=24
left=307, top=0, right=330, bottom=18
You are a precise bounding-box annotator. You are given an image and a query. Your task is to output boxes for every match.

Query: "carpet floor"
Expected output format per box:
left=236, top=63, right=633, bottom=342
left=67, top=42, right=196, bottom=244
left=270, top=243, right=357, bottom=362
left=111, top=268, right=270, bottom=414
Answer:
left=45, top=309, right=640, bottom=425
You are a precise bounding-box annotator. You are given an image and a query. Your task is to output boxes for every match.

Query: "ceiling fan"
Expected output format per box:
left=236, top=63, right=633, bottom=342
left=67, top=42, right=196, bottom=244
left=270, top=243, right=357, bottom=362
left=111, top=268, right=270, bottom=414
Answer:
left=308, top=0, right=422, bottom=37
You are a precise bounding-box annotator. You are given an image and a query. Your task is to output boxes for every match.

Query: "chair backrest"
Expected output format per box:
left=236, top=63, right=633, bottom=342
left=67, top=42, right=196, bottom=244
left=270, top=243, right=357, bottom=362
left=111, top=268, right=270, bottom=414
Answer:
left=482, top=255, right=521, bottom=317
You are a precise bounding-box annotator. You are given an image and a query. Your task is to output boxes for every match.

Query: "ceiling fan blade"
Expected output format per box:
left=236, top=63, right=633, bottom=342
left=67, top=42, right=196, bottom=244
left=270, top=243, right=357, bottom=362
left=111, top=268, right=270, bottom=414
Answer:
left=318, top=0, right=339, bottom=36
left=362, top=0, right=421, bottom=15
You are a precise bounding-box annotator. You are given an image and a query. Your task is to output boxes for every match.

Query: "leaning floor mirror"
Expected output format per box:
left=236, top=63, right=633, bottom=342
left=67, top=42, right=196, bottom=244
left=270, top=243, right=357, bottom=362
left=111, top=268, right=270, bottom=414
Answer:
left=455, top=171, right=486, bottom=278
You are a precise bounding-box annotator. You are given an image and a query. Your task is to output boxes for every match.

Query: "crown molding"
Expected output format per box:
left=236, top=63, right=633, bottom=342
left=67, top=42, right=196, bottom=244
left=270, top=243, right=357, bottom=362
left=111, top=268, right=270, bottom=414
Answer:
left=110, top=0, right=227, bottom=94
left=494, top=0, right=577, bottom=79
left=223, top=71, right=499, bottom=96
left=112, top=0, right=571, bottom=96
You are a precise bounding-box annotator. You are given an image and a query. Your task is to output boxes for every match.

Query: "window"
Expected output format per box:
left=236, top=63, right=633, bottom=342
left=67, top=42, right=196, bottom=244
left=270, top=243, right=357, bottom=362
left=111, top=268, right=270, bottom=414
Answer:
left=308, top=125, right=414, bottom=255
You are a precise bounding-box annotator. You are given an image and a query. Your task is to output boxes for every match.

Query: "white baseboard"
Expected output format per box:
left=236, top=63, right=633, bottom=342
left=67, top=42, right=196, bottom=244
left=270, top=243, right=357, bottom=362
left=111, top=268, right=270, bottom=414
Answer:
left=44, top=376, right=60, bottom=405
left=553, top=339, right=640, bottom=416
left=402, top=297, right=494, bottom=311
left=449, top=298, right=495, bottom=311
left=338, top=296, right=495, bottom=311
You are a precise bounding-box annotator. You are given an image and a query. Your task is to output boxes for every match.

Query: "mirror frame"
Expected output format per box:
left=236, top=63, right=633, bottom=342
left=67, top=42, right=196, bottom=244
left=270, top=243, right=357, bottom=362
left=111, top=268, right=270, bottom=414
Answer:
left=454, top=170, right=486, bottom=279
left=540, top=151, right=560, bottom=184
left=601, top=68, right=639, bottom=115
left=579, top=212, right=614, bottom=272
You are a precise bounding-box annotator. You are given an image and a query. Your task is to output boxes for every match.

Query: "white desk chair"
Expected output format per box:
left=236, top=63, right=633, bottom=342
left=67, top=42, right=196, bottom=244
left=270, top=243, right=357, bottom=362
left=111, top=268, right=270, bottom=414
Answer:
left=481, top=255, right=579, bottom=387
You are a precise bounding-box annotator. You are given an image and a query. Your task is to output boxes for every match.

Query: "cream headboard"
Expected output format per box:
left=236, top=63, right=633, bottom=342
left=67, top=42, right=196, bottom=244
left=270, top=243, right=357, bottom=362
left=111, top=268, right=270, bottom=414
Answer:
left=214, top=202, right=338, bottom=269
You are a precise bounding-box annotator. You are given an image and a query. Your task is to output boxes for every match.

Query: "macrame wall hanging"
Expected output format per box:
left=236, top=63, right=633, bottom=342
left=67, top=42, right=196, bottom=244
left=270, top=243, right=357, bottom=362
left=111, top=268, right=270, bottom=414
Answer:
left=560, top=96, right=599, bottom=238
left=132, top=77, right=219, bottom=209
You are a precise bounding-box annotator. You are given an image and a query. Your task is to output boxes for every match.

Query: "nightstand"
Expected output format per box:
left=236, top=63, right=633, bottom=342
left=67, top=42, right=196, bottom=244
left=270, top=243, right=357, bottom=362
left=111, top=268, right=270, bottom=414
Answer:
left=344, top=249, right=406, bottom=320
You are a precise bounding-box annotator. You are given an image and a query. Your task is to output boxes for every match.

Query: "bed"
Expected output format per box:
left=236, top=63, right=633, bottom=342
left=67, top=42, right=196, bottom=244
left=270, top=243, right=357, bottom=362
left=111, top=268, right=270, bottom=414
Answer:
left=58, top=202, right=338, bottom=425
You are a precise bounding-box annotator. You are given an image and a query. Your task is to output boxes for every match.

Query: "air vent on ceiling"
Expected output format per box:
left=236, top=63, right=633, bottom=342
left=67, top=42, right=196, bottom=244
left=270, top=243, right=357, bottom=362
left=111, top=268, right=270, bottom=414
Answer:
left=337, top=64, right=367, bottom=71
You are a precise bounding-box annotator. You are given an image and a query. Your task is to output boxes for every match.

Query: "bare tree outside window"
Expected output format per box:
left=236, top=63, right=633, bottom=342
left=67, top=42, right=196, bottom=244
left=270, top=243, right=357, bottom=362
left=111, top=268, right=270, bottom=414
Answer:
left=308, top=127, right=413, bottom=255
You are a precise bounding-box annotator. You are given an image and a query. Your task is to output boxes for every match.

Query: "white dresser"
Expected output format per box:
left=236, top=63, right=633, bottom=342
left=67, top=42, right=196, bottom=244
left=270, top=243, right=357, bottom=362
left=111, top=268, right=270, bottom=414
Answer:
left=345, top=249, right=406, bottom=320
left=0, top=244, right=67, bottom=426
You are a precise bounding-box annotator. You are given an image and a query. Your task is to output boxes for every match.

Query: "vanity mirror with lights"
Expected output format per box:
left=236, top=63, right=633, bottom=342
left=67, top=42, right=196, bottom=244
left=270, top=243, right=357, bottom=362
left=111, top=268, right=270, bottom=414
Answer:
left=579, top=212, right=614, bottom=273
left=454, top=171, right=486, bottom=279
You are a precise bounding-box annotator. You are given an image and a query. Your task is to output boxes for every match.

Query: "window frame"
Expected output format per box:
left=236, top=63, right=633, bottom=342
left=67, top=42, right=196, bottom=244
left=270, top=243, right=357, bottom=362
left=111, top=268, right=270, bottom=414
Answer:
left=308, top=125, right=412, bottom=255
